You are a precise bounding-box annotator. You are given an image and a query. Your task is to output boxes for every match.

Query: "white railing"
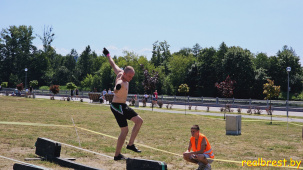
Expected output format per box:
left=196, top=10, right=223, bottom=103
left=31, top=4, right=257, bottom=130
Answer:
left=1, top=88, right=303, bottom=107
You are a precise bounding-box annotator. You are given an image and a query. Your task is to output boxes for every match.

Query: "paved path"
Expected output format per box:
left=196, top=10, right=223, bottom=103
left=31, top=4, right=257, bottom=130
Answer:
left=33, top=95, right=303, bottom=123
left=136, top=107, right=303, bottom=123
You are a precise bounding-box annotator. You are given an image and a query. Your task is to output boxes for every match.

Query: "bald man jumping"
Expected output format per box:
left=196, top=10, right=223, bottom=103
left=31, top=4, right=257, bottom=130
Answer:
left=103, top=48, right=143, bottom=161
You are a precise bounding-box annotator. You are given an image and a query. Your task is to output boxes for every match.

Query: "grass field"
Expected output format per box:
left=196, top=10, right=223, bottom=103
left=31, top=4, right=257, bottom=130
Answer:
left=0, top=96, right=303, bottom=170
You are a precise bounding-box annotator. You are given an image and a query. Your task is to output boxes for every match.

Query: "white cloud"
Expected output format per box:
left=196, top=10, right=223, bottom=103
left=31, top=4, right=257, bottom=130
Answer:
left=35, top=44, right=43, bottom=51
left=54, top=47, right=69, bottom=56
left=138, top=48, right=152, bottom=54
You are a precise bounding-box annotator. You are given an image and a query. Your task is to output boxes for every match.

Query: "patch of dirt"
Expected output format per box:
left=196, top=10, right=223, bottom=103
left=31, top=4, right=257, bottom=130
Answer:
left=0, top=146, right=200, bottom=170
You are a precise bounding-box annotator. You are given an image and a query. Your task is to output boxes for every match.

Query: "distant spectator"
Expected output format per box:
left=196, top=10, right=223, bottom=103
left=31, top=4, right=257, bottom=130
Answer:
left=102, top=89, right=107, bottom=101
left=99, top=95, right=104, bottom=103
left=152, top=94, right=156, bottom=105
left=0, top=85, right=2, bottom=91
left=108, top=88, right=113, bottom=94
left=75, top=88, right=79, bottom=100
left=153, top=90, right=158, bottom=105
left=144, top=93, right=149, bottom=102
left=71, top=89, right=74, bottom=100
left=103, top=89, right=107, bottom=96
left=154, top=90, right=158, bottom=100
left=29, top=86, right=33, bottom=94
left=14, top=87, right=19, bottom=96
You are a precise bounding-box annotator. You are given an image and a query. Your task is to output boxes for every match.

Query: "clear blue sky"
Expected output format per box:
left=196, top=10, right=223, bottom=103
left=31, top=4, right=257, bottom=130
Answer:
left=1, top=0, right=302, bottom=63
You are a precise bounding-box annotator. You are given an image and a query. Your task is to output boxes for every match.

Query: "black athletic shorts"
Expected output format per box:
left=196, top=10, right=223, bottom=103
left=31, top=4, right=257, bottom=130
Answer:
left=110, top=103, right=138, bottom=127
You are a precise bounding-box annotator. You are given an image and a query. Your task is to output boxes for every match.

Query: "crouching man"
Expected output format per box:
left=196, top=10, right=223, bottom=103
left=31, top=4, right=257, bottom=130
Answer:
left=183, top=125, right=214, bottom=170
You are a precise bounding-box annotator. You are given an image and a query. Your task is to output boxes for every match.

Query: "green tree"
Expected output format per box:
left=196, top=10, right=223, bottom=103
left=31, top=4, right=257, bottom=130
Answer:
left=263, top=79, right=280, bottom=124
left=222, top=46, right=255, bottom=98
left=0, top=25, right=36, bottom=86
left=267, top=46, right=303, bottom=97
left=43, top=69, right=55, bottom=85
left=98, top=62, right=115, bottom=92
left=9, top=73, right=21, bottom=87
left=64, top=49, right=78, bottom=72
left=216, top=42, right=228, bottom=80
left=30, top=51, right=50, bottom=86
left=29, top=80, right=38, bottom=88
left=37, top=26, right=59, bottom=72
left=151, top=41, right=171, bottom=75
left=174, top=47, right=192, bottom=56
left=66, top=82, right=77, bottom=90
left=37, top=26, right=55, bottom=53
left=276, top=46, right=302, bottom=93
left=253, top=68, right=269, bottom=99
left=114, top=51, right=148, bottom=94
left=263, top=79, right=280, bottom=100
left=61, top=49, right=79, bottom=84
left=51, top=54, right=64, bottom=72
left=217, top=42, right=228, bottom=60
left=53, top=66, right=70, bottom=85
left=254, top=52, right=269, bottom=70
left=192, top=43, right=202, bottom=58
left=267, top=56, right=280, bottom=80
left=81, top=74, right=94, bottom=91
left=178, top=84, right=190, bottom=94
left=80, top=61, right=115, bottom=92
left=162, top=76, right=174, bottom=95
left=90, top=51, right=102, bottom=74
left=167, top=53, right=195, bottom=94
left=77, top=45, right=94, bottom=81
left=185, top=63, right=200, bottom=96
left=178, top=83, right=190, bottom=114
left=253, top=52, right=270, bottom=99
left=196, top=47, right=218, bottom=97
left=1, top=82, right=8, bottom=88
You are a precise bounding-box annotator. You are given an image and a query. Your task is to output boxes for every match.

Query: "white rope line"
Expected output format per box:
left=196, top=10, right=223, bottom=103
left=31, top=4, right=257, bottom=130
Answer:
left=0, top=155, right=50, bottom=169
left=59, top=141, right=112, bottom=159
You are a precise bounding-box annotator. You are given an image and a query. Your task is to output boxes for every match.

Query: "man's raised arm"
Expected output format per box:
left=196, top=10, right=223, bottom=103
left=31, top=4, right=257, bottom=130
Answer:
left=103, top=48, right=122, bottom=75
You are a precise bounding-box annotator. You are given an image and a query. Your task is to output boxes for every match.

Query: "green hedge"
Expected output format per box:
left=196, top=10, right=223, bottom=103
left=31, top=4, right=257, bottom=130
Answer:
left=1, top=82, right=8, bottom=88
left=39, top=85, right=70, bottom=91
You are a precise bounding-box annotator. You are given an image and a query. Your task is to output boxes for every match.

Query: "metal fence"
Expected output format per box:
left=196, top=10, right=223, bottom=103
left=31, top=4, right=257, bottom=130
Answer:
left=1, top=88, right=303, bottom=107
left=128, top=94, right=303, bottom=107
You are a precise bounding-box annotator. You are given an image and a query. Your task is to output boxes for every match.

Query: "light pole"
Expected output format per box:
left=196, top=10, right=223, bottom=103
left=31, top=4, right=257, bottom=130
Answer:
left=25, top=68, right=28, bottom=89
left=286, top=67, right=291, bottom=130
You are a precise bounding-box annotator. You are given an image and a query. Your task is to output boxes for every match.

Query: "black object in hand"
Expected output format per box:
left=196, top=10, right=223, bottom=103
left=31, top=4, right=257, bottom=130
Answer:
left=116, top=84, right=121, bottom=90
left=103, top=48, right=109, bottom=56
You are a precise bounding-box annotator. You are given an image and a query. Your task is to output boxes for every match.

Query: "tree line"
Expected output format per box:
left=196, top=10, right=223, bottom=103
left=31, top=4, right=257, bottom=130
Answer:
left=1, top=25, right=302, bottom=99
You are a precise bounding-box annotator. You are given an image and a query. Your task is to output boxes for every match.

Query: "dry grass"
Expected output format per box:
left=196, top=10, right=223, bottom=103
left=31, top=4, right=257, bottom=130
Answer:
left=0, top=96, right=303, bottom=170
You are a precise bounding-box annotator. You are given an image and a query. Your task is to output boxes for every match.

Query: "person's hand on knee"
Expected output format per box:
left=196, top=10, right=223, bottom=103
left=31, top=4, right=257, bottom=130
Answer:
left=190, top=154, right=197, bottom=160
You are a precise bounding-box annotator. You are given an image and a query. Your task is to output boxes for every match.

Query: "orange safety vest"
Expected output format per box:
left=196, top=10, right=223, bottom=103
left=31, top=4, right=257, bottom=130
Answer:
left=190, top=133, right=214, bottom=158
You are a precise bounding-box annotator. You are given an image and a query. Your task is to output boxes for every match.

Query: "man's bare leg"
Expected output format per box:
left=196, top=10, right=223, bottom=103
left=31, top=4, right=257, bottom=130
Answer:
left=128, top=115, right=143, bottom=145
left=115, top=127, right=128, bottom=156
